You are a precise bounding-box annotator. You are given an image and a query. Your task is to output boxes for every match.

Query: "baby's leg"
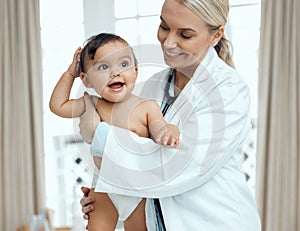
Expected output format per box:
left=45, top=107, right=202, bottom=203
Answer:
left=88, top=189, right=118, bottom=231
left=123, top=198, right=147, bottom=231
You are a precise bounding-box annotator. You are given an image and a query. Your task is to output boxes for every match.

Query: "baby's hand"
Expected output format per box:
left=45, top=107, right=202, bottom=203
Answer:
left=156, top=124, right=180, bottom=148
left=67, top=47, right=82, bottom=77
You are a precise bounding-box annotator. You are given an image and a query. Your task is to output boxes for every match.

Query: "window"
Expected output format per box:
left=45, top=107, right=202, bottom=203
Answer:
left=114, top=0, right=165, bottom=81
left=229, top=1, right=261, bottom=194
left=230, top=1, right=261, bottom=118
left=40, top=0, right=87, bottom=228
left=114, top=0, right=163, bottom=45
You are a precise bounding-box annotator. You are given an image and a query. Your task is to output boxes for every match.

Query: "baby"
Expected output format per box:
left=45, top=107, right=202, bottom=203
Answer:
left=49, top=33, right=179, bottom=231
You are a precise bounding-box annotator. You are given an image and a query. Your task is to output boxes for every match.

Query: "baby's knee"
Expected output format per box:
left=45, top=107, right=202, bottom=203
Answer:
left=87, top=221, right=116, bottom=231
left=123, top=221, right=147, bottom=231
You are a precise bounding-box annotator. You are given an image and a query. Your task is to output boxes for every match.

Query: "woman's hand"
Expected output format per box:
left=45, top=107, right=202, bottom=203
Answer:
left=79, top=92, right=100, bottom=144
left=80, top=187, right=96, bottom=220
left=67, top=47, right=82, bottom=77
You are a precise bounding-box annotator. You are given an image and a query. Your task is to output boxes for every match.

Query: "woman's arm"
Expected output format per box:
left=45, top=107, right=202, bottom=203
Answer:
left=80, top=68, right=251, bottom=198
left=49, top=47, right=85, bottom=118
left=101, top=83, right=248, bottom=196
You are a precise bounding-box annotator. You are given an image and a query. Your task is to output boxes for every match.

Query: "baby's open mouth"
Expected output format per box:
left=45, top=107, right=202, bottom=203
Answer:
left=108, top=82, right=124, bottom=89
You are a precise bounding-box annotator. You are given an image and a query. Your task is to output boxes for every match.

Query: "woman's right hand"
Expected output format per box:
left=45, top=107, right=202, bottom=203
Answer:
left=80, top=187, right=96, bottom=220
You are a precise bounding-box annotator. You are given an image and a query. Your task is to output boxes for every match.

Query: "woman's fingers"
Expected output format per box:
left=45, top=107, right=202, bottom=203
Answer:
left=81, top=186, right=90, bottom=196
left=81, top=202, right=94, bottom=214
left=80, top=186, right=95, bottom=215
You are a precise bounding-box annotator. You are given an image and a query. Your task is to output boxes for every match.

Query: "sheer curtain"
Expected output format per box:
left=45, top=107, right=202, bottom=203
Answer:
left=256, top=0, right=300, bottom=230
left=0, top=0, right=45, bottom=230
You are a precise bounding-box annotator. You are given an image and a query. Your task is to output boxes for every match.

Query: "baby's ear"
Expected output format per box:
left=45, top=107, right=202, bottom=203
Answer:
left=80, top=72, right=92, bottom=88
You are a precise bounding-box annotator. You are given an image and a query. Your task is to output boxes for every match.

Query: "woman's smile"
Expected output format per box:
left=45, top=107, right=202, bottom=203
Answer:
left=164, top=49, right=185, bottom=58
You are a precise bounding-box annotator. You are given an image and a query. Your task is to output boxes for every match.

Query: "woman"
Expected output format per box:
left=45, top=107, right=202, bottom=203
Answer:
left=79, top=0, right=261, bottom=230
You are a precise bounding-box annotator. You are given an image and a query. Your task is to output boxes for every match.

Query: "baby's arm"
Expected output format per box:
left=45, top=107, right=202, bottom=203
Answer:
left=146, top=100, right=180, bottom=148
left=49, top=47, right=85, bottom=118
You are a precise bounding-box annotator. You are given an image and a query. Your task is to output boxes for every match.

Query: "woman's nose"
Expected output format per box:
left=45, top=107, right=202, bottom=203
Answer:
left=163, top=32, right=177, bottom=48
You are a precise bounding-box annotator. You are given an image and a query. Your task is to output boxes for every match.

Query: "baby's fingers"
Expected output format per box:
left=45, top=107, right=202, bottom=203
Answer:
left=68, top=47, right=82, bottom=76
left=73, top=47, right=82, bottom=62
left=174, top=137, right=180, bottom=148
left=169, top=135, right=180, bottom=148
left=155, top=128, right=166, bottom=144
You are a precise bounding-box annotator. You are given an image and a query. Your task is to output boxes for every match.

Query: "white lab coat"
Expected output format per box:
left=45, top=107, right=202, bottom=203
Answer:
left=91, top=47, right=261, bottom=230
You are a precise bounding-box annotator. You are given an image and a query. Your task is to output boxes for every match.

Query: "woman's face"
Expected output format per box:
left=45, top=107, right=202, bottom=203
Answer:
left=157, top=0, right=218, bottom=70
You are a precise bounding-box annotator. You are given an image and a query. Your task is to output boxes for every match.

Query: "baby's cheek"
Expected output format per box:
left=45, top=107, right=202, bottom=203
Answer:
left=92, top=83, right=106, bottom=96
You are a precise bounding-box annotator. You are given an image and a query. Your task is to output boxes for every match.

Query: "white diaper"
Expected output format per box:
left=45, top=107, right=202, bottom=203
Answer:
left=91, top=173, right=142, bottom=221
left=108, top=193, right=142, bottom=221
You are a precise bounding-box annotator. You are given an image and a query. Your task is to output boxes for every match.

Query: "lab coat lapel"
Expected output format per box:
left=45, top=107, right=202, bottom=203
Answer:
left=164, top=47, right=217, bottom=124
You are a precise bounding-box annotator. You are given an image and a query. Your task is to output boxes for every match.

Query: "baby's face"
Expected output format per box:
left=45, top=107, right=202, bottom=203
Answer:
left=86, top=41, right=138, bottom=103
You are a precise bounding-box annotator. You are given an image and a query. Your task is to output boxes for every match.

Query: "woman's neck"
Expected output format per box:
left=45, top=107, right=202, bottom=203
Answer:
left=174, top=65, right=197, bottom=95
left=174, top=71, right=189, bottom=92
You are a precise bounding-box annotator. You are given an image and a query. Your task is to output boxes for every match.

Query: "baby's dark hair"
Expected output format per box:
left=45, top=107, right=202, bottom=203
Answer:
left=79, top=33, right=138, bottom=73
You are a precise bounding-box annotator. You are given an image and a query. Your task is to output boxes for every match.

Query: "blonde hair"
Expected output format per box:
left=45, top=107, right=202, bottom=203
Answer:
left=179, top=0, right=235, bottom=68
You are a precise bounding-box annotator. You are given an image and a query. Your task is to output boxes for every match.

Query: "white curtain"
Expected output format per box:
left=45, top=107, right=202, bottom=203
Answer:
left=0, top=0, right=45, bottom=230
left=256, top=0, right=300, bottom=230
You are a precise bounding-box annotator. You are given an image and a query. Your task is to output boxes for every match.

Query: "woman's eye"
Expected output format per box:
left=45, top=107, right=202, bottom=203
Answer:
left=97, top=64, right=108, bottom=71
left=159, top=24, right=169, bottom=30
left=181, top=33, right=192, bottom=39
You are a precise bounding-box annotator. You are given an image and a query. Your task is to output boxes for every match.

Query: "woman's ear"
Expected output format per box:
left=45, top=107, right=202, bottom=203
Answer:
left=80, top=72, right=92, bottom=88
left=210, top=26, right=224, bottom=47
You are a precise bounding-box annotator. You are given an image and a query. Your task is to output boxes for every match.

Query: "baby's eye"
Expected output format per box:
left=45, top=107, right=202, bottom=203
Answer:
left=97, top=64, right=108, bottom=71
left=120, top=60, right=129, bottom=68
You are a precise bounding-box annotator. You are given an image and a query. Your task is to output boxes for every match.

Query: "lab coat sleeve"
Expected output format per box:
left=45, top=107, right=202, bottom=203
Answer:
left=92, top=70, right=251, bottom=198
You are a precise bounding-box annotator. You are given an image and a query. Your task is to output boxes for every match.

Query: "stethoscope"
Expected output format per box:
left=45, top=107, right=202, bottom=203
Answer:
left=162, top=68, right=178, bottom=116
left=154, top=68, right=178, bottom=231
